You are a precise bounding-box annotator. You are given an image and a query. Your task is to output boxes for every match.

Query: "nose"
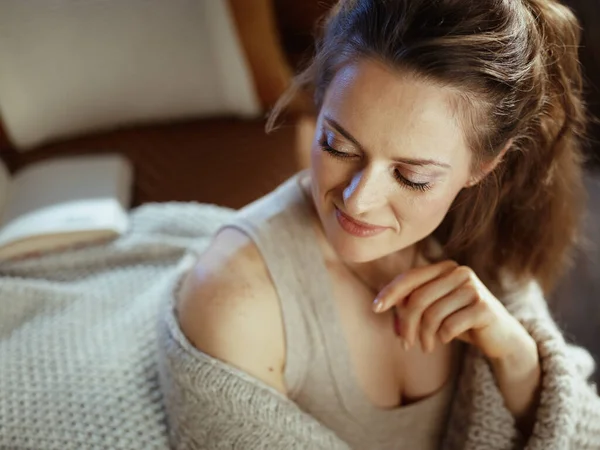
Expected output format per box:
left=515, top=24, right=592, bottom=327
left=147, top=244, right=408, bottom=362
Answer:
left=343, top=166, right=389, bottom=216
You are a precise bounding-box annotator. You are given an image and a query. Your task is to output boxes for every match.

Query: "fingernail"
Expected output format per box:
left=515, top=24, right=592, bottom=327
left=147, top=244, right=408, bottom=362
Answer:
left=372, top=297, right=384, bottom=313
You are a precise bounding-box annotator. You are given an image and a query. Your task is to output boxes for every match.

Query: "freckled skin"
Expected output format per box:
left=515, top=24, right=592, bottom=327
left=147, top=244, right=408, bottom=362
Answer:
left=297, top=59, right=501, bottom=406
left=309, top=59, right=474, bottom=274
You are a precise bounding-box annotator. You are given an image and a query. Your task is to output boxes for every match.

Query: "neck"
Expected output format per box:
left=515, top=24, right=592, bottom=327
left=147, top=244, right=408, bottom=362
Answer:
left=344, top=244, right=419, bottom=293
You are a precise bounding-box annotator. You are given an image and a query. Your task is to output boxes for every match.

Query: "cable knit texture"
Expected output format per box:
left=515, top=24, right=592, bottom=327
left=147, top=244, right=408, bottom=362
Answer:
left=1, top=202, right=599, bottom=449
left=159, top=248, right=600, bottom=449
left=0, top=203, right=233, bottom=450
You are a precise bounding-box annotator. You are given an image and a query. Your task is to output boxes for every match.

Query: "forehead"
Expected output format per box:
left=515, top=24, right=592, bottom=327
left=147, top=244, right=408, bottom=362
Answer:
left=321, top=60, right=470, bottom=164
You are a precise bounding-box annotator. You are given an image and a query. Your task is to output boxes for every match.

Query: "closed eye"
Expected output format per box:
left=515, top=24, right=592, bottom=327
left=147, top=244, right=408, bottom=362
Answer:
left=320, top=141, right=356, bottom=159
left=393, top=169, right=432, bottom=192
left=321, top=136, right=431, bottom=192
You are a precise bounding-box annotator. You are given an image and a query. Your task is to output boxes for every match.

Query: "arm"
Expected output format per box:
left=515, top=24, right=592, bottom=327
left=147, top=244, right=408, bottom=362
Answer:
left=372, top=261, right=600, bottom=448
left=158, top=312, right=349, bottom=450
left=176, top=228, right=287, bottom=394
left=507, top=283, right=600, bottom=448
left=443, top=281, right=600, bottom=450
left=489, top=333, right=541, bottom=435
left=159, top=228, right=350, bottom=449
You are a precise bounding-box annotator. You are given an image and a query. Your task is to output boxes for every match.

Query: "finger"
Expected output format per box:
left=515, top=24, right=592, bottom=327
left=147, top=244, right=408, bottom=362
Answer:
left=419, top=284, right=476, bottom=353
left=373, top=260, right=459, bottom=313
left=393, top=306, right=411, bottom=351
left=396, top=266, right=472, bottom=345
left=438, top=300, right=488, bottom=345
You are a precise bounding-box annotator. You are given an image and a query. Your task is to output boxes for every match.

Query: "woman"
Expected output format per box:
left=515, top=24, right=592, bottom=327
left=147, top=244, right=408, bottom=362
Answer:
left=159, top=0, right=600, bottom=448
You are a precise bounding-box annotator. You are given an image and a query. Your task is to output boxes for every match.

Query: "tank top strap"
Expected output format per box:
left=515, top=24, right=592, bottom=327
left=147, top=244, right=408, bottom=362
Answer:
left=218, top=173, right=457, bottom=449
left=218, top=174, right=331, bottom=398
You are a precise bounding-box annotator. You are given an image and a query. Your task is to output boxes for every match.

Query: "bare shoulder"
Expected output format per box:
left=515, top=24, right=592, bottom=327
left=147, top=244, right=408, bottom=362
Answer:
left=176, top=227, right=287, bottom=394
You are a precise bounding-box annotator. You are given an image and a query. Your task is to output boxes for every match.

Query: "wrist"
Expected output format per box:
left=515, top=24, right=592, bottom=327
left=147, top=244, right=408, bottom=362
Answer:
left=491, top=333, right=539, bottom=378
left=490, top=333, right=541, bottom=432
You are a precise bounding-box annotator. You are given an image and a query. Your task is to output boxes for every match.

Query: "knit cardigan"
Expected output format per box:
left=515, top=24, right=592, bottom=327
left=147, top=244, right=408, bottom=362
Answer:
left=158, top=279, right=600, bottom=449
left=1, top=201, right=597, bottom=449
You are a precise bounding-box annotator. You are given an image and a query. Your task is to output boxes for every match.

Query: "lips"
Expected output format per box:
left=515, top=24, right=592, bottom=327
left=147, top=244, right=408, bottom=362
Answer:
left=335, top=207, right=388, bottom=238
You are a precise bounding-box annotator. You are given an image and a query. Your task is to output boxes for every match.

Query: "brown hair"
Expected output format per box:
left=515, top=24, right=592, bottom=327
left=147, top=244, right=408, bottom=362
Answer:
left=268, top=0, right=587, bottom=296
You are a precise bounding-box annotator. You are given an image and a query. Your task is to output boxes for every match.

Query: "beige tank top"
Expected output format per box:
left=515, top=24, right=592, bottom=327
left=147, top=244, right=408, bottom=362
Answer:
left=224, top=174, right=456, bottom=449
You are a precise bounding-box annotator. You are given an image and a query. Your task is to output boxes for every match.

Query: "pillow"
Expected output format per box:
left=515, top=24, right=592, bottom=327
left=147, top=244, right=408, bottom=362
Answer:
left=0, top=0, right=261, bottom=150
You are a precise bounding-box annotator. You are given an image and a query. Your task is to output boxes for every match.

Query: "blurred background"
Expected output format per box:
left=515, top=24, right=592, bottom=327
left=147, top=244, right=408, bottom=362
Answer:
left=0, top=0, right=597, bottom=377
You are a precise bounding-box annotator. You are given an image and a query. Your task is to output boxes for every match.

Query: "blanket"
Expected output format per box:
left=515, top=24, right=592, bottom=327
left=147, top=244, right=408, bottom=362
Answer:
left=2, top=202, right=600, bottom=450
left=159, top=277, right=600, bottom=449
left=0, top=202, right=233, bottom=450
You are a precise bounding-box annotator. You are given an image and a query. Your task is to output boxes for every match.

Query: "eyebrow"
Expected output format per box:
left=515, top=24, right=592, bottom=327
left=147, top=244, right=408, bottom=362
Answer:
left=324, top=116, right=452, bottom=169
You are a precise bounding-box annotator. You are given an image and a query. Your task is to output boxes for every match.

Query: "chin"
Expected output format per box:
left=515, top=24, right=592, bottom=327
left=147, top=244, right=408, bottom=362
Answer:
left=334, top=244, right=384, bottom=263
left=324, top=225, right=396, bottom=263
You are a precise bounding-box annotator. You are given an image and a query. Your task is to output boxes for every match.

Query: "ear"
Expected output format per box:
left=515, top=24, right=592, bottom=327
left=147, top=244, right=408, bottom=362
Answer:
left=465, top=139, right=513, bottom=187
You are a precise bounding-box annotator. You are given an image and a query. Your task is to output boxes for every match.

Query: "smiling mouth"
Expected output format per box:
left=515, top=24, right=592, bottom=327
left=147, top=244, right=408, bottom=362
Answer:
left=335, top=207, right=389, bottom=238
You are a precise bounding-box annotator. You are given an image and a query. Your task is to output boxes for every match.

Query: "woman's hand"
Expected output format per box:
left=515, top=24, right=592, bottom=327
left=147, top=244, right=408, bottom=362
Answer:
left=373, top=260, right=531, bottom=360
left=373, top=260, right=541, bottom=430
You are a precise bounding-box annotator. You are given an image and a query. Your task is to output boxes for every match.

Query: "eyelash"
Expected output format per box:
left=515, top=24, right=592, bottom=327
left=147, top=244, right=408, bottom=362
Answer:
left=320, top=141, right=432, bottom=192
left=320, top=142, right=353, bottom=159
left=393, top=169, right=431, bottom=192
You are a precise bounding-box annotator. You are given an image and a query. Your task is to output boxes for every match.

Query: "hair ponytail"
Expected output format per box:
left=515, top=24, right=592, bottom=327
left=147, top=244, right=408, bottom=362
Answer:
left=442, top=0, right=587, bottom=294
left=269, top=0, right=588, bottom=296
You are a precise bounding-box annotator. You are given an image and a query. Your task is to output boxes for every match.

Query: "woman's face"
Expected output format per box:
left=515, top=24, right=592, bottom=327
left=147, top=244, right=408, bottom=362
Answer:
left=310, top=60, right=475, bottom=263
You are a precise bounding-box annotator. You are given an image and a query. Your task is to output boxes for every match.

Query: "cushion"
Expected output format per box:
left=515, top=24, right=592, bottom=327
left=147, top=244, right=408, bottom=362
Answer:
left=4, top=117, right=302, bottom=209
left=0, top=0, right=261, bottom=150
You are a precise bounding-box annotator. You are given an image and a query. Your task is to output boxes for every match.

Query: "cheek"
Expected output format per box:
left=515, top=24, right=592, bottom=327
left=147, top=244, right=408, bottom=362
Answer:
left=310, top=146, right=349, bottom=191
left=309, top=145, right=324, bottom=174
left=396, top=185, right=462, bottom=226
